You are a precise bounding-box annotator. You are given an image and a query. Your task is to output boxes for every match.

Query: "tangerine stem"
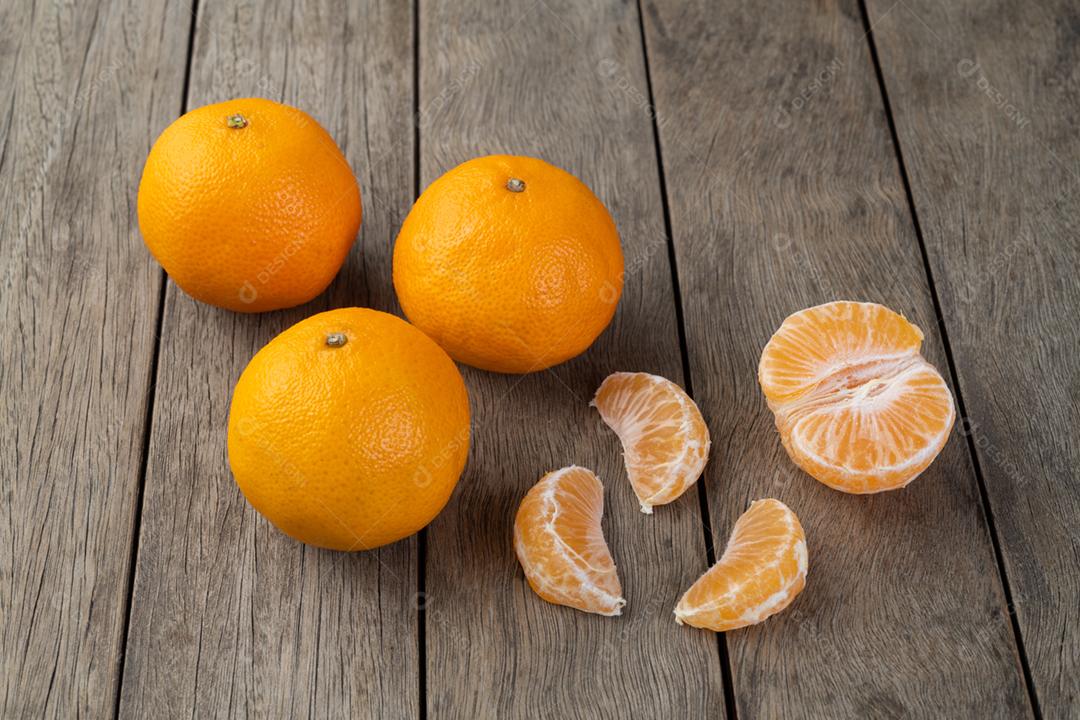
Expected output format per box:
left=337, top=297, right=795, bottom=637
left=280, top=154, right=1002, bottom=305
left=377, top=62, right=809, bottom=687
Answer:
left=227, top=113, right=248, bottom=129
left=325, top=333, right=347, bottom=347
left=506, top=177, right=525, bottom=193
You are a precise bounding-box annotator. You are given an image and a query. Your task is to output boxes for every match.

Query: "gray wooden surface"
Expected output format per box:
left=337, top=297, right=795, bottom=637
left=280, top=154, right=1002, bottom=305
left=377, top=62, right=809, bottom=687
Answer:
left=0, top=1, right=187, bottom=716
left=868, top=0, right=1080, bottom=713
left=1, top=0, right=1076, bottom=718
left=641, top=0, right=1030, bottom=716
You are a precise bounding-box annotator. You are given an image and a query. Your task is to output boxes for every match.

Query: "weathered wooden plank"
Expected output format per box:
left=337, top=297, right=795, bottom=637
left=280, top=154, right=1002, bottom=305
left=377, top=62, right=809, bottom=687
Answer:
left=0, top=0, right=189, bottom=715
left=419, top=1, right=726, bottom=717
left=640, top=0, right=1032, bottom=716
left=867, top=0, right=1080, bottom=713
left=118, top=1, right=418, bottom=717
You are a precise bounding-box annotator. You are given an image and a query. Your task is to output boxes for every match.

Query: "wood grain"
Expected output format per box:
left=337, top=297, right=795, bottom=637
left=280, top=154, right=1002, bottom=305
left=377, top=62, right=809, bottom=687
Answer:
left=7, top=0, right=1077, bottom=715
left=867, top=0, right=1080, bottom=714
left=118, top=1, right=419, bottom=717
left=640, top=0, right=1032, bottom=716
left=0, top=0, right=189, bottom=715
left=418, top=1, right=727, bottom=717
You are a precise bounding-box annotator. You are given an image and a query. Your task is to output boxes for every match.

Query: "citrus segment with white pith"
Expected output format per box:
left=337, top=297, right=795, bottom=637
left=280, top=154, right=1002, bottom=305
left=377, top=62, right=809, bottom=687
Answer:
left=513, top=466, right=626, bottom=616
left=591, top=372, right=710, bottom=513
left=675, top=499, right=807, bottom=632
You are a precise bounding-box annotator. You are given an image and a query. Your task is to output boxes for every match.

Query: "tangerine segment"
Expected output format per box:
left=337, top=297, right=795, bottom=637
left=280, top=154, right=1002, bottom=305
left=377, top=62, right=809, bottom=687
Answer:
left=759, top=302, right=955, bottom=493
left=675, top=499, right=807, bottom=632
left=758, top=301, right=925, bottom=406
left=513, top=466, right=626, bottom=616
left=591, top=372, right=710, bottom=514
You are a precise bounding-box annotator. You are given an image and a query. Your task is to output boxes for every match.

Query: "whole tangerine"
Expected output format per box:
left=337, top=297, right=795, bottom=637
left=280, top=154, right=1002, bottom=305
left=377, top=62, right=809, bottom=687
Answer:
left=227, top=308, right=470, bottom=550
left=393, top=155, right=624, bottom=373
left=138, top=98, right=362, bottom=312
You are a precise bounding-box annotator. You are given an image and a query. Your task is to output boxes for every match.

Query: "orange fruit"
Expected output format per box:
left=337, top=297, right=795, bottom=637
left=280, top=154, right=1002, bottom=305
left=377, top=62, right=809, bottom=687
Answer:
left=227, top=308, right=469, bottom=550
left=675, top=499, right=807, bottom=632
left=591, top=372, right=710, bottom=513
left=138, top=98, right=362, bottom=312
left=758, top=301, right=955, bottom=493
left=393, top=155, right=624, bottom=373
left=513, top=466, right=625, bottom=616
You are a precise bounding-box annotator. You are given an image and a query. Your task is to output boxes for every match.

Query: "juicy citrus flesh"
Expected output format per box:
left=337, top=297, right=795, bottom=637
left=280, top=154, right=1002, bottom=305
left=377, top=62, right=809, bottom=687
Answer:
left=513, top=466, right=626, bottom=616
left=393, top=155, right=624, bottom=373
left=758, top=301, right=955, bottom=493
left=227, top=308, right=469, bottom=550
left=138, top=98, right=362, bottom=312
left=591, top=372, right=710, bottom=513
left=675, top=499, right=807, bottom=632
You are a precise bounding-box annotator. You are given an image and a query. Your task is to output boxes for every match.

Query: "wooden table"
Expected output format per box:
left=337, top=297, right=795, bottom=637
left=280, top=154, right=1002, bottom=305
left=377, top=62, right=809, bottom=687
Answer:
left=3, top=0, right=1078, bottom=717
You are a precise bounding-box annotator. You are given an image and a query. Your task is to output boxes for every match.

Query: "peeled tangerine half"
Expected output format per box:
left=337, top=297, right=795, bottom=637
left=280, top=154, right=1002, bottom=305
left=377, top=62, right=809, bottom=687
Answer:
left=758, top=301, right=956, bottom=493
left=591, top=372, right=710, bottom=513
left=675, top=499, right=807, bottom=632
left=513, top=466, right=626, bottom=616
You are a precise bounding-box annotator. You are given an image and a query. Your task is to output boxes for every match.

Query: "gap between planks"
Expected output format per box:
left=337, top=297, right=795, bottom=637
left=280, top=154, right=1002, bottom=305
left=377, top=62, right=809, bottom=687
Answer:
left=632, top=1, right=740, bottom=718
left=855, top=1, right=1040, bottom=716
left=112, top=1, right=202, bottom=718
